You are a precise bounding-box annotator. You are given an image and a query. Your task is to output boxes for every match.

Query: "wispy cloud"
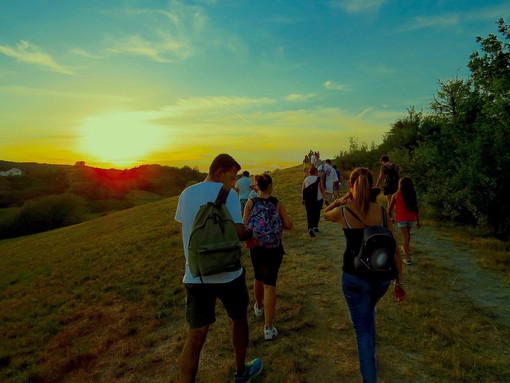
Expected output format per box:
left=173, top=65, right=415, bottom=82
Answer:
left=398, top=3, right=510, bottom=32
left=106, top=33, right=192, bottom=63
left=285, top=93, right=317, bottom=102
left=0, top=86, right=130, bottom=102
left=0, top=40, right=75, bottom=75
left=70, top=48, right=104, bottom=59
left=323, top=80, right=352, bottom=91
left=330, top=0, right=387, bottom=14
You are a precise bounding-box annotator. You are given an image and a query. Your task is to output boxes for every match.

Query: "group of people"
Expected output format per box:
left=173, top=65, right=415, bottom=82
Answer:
left=175, top=153, right=421, bottom=383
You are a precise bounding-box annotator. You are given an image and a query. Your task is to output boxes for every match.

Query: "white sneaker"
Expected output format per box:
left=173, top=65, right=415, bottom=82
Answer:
left=264, top=326, right=278, bottom=341
left=254, top=303, right=264, bottom=317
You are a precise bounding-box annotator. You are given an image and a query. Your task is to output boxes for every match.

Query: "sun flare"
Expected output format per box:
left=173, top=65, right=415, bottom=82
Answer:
left=75, top=111, right=168, bottom=167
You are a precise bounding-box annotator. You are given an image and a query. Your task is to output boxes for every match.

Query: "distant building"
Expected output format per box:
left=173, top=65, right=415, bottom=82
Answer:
left=0, top=168, right=24, bottom=176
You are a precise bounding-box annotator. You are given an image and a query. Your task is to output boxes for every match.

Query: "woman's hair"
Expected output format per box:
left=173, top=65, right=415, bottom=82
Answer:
left=308, top=166, right=318, bottom=175
left=349, top=167, right=373, bottom=215
left=399, top=177, right=418, bottom=213
left=255, top=174, right=272, bottom=192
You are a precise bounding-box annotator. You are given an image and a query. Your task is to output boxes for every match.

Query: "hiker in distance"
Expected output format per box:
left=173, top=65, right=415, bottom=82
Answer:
left=244, top=173, right=292, bottom=341
left=175, top=154, right=262, bottom=383
left=235, top=170, right=254, bottom=213
left=375, top=155, right=400, bottom=207
left=389, top=176, right=421, bottom=265
left=324, top=167, right=405, bottom=383
left=302, top=166, right=327, bottom=237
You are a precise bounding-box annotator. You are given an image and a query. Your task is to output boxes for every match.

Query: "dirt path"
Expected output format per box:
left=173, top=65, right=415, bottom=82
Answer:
left=412, top=227, right=510, bottom=324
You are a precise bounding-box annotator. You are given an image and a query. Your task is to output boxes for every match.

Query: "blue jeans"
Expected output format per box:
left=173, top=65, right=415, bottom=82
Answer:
left=342, top=272, right=391, bottom=383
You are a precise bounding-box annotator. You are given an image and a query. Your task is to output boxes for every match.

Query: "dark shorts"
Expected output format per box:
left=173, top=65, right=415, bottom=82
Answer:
left=184, top=269, right=249, bottom=329
left=383, top=184, right=398, bottom=196
left=250, top=246, right=284, bottom=286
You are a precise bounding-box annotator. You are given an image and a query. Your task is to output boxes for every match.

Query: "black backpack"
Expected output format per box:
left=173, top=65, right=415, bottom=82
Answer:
left=344, top=206, right=397, bottom=278
left=303, top=177, right=320, bottom=203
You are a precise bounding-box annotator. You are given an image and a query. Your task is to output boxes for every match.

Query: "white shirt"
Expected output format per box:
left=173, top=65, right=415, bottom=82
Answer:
left=303, top=175, right=323, bottom=201
left=323, top=164, right=339, bottom=193
left=175, top=182, right=243, bottom=284
left=235, top=176, right=253, bottom=200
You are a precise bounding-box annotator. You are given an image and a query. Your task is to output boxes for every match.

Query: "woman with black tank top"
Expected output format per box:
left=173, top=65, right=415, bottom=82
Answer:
left=325, top=167, right=405, bottom=383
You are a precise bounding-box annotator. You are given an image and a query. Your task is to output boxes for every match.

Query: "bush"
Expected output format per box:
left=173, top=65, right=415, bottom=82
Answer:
left=0, top=194, right=88, bottom=239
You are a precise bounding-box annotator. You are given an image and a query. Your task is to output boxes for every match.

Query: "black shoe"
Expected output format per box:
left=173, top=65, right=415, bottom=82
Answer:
left=313, top=227, right=319, bottom=233
left=308, top=229, right=316, bottom=237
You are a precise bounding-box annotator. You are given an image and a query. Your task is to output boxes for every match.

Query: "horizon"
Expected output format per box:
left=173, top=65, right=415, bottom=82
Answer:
left=1, top=1, right=509, bottom=173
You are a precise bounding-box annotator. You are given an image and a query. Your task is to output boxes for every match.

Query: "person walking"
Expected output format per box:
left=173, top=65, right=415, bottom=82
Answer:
left=175, top=154, right=262, bottom=383
left=235, top=170, right=254, bottom=213
left=375, top=155, right=400, bottom=207
left=244, top=174, right=292, bottom=341
left=302, top=166, right=327, bottom=237
left=324, top=167, right=405, bottom=383
left=389, top=176, right=421, bottom=265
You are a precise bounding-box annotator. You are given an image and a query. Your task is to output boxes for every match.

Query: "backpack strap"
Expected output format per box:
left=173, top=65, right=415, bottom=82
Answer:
left=215, top=186, right=230, bottom=204
left=343, top=206, right=368, bottom=228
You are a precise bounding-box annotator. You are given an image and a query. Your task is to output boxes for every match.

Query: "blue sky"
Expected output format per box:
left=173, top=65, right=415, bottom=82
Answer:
left=1, top=0, right=509, bottom=172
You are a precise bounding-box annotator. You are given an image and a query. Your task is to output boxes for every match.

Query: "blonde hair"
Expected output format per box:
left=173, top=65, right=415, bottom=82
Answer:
left=349, top=167, right=373, bottom=215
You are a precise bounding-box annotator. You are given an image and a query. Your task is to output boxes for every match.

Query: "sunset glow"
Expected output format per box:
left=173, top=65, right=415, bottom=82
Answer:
left=75, top=111, right=168, bottom=167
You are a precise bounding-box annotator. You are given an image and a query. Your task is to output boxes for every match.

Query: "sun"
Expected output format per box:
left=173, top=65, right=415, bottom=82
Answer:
left=75, top=111, right=168, bottom=167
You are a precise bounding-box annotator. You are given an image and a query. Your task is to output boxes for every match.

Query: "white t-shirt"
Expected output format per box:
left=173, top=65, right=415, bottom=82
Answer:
left=323, top=164, right=339, bottom=193
left=235, top=176, right=253, bottom=200
left=175, top=181, right=243, bottom=284
left=303, top=175, right=323, bottom=201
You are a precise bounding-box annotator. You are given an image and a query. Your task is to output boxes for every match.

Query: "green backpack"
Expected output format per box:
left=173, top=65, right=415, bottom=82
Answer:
left=188, top=186, right=242, bottom=279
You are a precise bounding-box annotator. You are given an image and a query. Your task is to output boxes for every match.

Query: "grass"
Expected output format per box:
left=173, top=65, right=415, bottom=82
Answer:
left=0, top=165, right=509, bottom=382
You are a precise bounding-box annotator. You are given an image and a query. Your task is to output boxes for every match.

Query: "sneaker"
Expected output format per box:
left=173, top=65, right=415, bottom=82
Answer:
left=264, top=326, right=278, bottom=341
left=234, top=358, right=263, bottom=382
left=253, top=303, right=264, bottom=317
left=403, top=258, right=412, bottom=265
left=313, top=227, right=319, bottom=233
left=308, top=229, right=316, bottom=237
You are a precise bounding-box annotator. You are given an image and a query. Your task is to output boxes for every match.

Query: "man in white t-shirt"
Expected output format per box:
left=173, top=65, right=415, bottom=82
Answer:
left=235, top=170, right=254, bottom=214
left=321, top=159, right=338, bottom=204
left=175, top=154, right=262, bottom=383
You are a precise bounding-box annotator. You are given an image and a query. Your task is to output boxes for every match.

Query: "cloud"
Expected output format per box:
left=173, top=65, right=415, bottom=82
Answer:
left=0, top=40, right=75, bottom=75
left=284, top=93, right=317, bottom=102
left=70, top=48, right=104, bottom=59
left=398, top=3, right=510, bottom=32
left=0, top=86, right=130, bottom=102
left=330, top=0, right=387, bottom=14
left=106, top=33, right=192, bottom=62
left=323, top=81, right=352, bottom=91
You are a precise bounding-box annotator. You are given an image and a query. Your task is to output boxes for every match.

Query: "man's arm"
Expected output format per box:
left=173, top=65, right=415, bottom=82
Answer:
left=235, top=223, right=253, bottom=241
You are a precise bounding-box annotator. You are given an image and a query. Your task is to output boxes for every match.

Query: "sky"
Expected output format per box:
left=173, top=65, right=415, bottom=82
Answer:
left=1, top=0, right=509, bottom=173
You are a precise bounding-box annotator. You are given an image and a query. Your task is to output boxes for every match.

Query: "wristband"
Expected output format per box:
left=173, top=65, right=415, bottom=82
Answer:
left=394, top=282, right=405, bottom=287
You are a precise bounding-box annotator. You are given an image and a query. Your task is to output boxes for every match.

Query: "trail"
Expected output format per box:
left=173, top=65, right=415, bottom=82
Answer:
left=412, top=227, right=510, bottom=324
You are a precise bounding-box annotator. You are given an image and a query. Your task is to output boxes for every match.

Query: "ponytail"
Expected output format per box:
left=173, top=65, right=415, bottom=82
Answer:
left=349, top=168, right=373, bottom=215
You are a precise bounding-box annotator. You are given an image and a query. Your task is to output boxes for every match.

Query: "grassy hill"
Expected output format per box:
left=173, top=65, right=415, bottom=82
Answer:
left=1, top=165, right=509, bottom=383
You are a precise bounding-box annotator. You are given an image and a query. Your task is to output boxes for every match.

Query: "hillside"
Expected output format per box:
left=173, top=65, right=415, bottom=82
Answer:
left=1, top=165, right=509, bottom=383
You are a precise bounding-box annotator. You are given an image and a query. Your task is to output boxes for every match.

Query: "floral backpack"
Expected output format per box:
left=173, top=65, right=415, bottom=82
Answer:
left=247, top=196, right=283, bottom=248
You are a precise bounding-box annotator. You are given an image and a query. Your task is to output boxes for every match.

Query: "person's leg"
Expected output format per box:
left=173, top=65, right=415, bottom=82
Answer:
left=399, top=225, right=411, bottom=261
left=305, top=203, right=314, bottom=230
left=219, top=270, right=250, bottom=373
left=179, top=326, right=209, bottom=383
left=254, top=279, right=264, bottom=308
left=232, top=316, right=249, bottom=373
left=314, top=199, right=324, bottom=229
left=263, top=285, right=276, bottom=328
left=342, top=272, right=379, bottom=383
